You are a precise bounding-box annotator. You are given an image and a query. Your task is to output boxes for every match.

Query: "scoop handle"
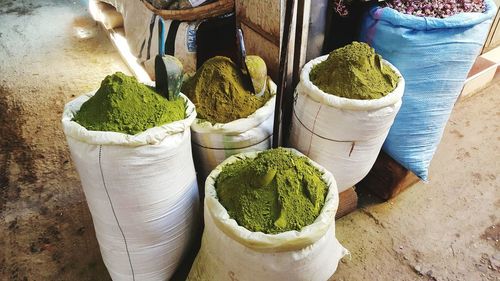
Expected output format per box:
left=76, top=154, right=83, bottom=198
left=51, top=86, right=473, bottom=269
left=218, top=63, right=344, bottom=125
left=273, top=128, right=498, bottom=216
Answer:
left=236, top=28, right=256, bottom=95
left=158, top=18, right=165, bottom=56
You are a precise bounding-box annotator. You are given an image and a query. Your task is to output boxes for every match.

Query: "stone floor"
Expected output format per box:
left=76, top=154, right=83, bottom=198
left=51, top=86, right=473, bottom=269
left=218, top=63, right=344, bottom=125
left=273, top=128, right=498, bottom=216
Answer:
left=0, top=0, right=499, bottom=280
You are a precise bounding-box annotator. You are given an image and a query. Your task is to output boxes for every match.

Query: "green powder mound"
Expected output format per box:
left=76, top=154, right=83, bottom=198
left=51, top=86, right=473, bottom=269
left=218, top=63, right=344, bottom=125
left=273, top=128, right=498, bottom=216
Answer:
left=310, top=41, right=399, bottom=100
left=182, top=56, right=269, bottom=124
left=74, top=72, right=185, bottom=135
left=216, top=148, right=328, bottom=234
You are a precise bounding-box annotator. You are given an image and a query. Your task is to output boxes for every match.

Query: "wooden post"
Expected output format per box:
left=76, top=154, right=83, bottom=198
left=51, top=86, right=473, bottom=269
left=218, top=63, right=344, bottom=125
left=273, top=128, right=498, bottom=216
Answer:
left=356, top=151, right=420, bottom=200
left=335, top=188, right=358, bottom=219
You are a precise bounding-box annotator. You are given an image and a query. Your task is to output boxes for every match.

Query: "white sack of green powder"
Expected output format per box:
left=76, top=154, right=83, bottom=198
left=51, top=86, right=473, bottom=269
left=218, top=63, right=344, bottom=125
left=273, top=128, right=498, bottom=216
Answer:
left=62, top=91, right=200, bottom=281
left=290, top=55, right=405, bottom=191
left=187, top=148, right=348, bottom=281
left=191, top=79, right=277, bottom=180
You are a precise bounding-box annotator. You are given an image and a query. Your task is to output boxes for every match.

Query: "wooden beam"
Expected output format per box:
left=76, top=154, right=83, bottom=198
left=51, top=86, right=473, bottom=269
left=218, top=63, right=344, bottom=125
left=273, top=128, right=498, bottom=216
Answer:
left=239, top=18, right=280, bottom=46
left=336, top=187, right=358, bottom=219
left=482, top=7, right=500, bottom=53
left=356, top=151, right=420, bottom=200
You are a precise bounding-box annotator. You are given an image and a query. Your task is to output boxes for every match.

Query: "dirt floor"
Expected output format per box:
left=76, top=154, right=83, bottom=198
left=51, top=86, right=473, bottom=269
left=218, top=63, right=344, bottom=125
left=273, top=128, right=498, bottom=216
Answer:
left=0, top=0, right=127, bottom=280
left=0, top=1, right=499, bottom=281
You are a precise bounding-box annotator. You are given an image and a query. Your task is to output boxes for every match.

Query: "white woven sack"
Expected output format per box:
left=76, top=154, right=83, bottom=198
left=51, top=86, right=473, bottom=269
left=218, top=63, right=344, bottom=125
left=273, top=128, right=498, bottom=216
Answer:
left=290, top=55, right=404, bottom=192
left=191, top=79, right=276, bottom=179
left=62, top=92, right=200, bottom=281
left=187, top=148, right=348, bottom=281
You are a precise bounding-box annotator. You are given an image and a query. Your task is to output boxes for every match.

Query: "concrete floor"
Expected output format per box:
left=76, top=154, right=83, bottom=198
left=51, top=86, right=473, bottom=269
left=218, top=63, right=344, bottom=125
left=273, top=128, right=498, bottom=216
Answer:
left=332, top=74, right=500, bottom=280
left=0, top=1, right=499, bottom=280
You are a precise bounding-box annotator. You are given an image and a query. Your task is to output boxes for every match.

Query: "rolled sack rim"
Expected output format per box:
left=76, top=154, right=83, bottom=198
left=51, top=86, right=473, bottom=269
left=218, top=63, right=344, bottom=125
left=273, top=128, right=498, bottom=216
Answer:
left=190, top=78, right=277, bottom=135
left=204, top=148, right=340, bottom=253
left=299, top=55, right=405, bottom=111
left=61, top=91, right=197, bottom=146
left=369, top=0, right=497, bottom=30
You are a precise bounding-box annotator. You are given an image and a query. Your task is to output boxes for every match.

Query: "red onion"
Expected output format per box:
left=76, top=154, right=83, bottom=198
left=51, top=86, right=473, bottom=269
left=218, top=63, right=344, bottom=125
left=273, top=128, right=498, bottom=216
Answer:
left=384, top=0, right=485, bottom=18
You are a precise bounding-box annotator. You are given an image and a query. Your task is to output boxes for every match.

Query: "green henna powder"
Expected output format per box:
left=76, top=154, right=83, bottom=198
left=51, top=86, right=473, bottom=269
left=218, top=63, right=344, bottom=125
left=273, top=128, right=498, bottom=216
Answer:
left=216, top=148, right=328, bottom=234
left=182, top=56, right=270, bottom=124
left=310, top=41, right=399, bottom=100
left=74, top=72, right=185, bottom=135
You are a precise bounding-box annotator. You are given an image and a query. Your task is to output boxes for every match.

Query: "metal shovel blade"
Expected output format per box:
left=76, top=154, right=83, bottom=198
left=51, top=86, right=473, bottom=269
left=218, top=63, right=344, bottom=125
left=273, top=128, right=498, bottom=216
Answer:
left=162, top=55, right=183, bottom=101
left=155, top=18, right=169, bottom=99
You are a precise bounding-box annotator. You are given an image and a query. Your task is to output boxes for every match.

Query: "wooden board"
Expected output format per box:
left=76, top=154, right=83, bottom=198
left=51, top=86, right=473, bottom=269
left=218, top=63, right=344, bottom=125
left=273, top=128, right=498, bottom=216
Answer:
left=235, top=0, right=281, bottom=41
left=235, top=0, right=286, bottom=84
left=460, top=55, right=498, bottom=100
left=335, top=187, right=358, bottom=219
left=356, top=151, right=420, bottom=200
left=482, top=5, right=500, bottom=53
left=240, top=23, right=280, bottom=81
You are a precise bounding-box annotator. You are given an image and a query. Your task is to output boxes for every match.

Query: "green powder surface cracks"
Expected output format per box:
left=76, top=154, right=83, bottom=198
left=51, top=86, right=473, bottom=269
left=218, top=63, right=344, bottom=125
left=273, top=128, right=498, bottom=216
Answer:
left=310, top=41, right=399, bottom=100
left=74, top=72, right=186, bottom=135
left=216, top=148, right=328, bottom=234
left=182, top=56, right=270, bottom=124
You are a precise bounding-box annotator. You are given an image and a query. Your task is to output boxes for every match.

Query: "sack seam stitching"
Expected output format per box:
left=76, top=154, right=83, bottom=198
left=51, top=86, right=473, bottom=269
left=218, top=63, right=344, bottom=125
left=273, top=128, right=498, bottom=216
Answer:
left=192, top=134, right=272, bottom=150
left=293, top=109, right=353, bottom=143
left=307, top=104, right=323, bottom=156
left=293, top=109, right=389, bottom=142
left=99, top=145, right=136, bottom=280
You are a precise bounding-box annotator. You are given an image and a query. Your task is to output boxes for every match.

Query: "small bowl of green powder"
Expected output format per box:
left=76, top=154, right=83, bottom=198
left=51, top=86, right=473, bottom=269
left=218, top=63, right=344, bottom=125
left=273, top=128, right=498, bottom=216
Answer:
left=210, top=148, right=339, bottom=236
left=73, top=72, right=190, bottom=135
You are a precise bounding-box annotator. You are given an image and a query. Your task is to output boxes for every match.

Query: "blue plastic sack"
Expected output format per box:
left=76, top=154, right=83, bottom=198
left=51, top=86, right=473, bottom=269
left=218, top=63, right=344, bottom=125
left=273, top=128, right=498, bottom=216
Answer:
left=360, top=0, right=497, bottom=181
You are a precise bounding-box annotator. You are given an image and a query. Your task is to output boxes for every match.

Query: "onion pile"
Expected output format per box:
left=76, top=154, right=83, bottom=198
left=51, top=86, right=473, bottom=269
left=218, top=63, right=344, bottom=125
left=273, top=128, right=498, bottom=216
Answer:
left=333, top=0, right=485, bottom=18
left=384, top=0, right=485, bottom=18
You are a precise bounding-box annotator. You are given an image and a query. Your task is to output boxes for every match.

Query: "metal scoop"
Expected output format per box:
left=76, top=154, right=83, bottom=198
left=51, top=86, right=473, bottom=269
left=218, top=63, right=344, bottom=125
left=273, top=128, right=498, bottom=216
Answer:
left=155, top=18, right=183, bottom=100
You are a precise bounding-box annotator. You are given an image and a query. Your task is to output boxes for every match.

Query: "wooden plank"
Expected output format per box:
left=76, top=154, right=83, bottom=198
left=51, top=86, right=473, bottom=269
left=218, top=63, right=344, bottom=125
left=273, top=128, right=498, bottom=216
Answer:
left=291, top=0, right=310, bottom=86
left=235, top=0, right=281, bottom=41
left=460, top=55, right=498, bottom=100
left=356, top=151, right=420, bottom=200
left=482, top=44, right=500, bottom=63
left=335, top=187, right=358, bottom=219
left=304, top=0, right=329, bottom=62
left=482, top=6, right=500, bottom=53
left=236, top=0, right=282, bottom=82
left=240, top=18, right=280, bottom=46
left=241, top=23, right=280, bottom=81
